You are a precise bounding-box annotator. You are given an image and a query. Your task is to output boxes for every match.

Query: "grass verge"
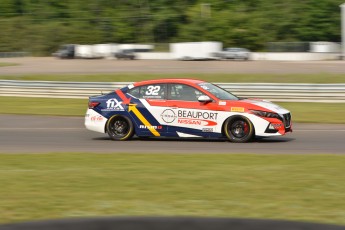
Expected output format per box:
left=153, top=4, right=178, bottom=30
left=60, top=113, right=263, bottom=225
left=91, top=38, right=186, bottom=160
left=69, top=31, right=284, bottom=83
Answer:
left=1, top=97, right=345, bottom=123
left=0, top=153, right=344, bottom=225
left=279, top=102, right=345, bottom=123
left=0, top=97, right=87, bottom=117
left=0, top=62, right=18, bottom=67
left=1, top=73, right=345, bottom=83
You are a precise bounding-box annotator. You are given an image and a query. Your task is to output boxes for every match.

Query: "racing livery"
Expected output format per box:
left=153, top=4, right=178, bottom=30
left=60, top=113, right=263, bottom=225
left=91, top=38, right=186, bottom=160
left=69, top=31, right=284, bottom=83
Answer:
left=85, top=79, right=292, bottom=143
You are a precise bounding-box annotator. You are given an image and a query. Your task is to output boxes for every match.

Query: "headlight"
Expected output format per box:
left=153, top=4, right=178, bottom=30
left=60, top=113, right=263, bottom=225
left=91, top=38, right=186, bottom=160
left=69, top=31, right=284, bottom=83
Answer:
left=250, top=110, right=281, bottom=119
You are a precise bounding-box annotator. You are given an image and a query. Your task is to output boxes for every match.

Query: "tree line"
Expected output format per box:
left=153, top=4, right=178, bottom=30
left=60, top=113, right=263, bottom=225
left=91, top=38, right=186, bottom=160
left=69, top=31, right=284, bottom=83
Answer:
left=0, top=0, right=343, bottom=55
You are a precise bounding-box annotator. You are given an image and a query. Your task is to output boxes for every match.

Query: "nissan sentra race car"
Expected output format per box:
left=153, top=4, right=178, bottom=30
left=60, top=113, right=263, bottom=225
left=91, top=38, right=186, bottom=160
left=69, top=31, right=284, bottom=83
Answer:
left=85, top=79, right=292, bottom=143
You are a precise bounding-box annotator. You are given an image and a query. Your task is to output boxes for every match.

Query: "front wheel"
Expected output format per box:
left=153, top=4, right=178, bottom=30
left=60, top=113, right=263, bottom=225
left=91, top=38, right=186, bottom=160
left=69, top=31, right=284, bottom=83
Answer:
left=224, top=116, right=254, bottom=143
left=106, top=115, right=134, bottom=141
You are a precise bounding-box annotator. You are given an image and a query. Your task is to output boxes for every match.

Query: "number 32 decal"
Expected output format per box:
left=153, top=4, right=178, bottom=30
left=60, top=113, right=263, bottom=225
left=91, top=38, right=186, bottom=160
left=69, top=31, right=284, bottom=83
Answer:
left=145, top=85, right=160, bottom=95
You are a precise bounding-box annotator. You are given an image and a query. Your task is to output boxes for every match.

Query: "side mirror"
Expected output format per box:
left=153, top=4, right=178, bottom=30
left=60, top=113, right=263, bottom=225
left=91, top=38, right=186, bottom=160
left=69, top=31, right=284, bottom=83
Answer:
left=198, top=95, right=212, bottom=103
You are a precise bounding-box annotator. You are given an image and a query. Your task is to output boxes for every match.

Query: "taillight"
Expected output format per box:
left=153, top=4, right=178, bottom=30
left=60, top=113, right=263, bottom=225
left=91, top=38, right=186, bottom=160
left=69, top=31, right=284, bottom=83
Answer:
left=88, top=101, right=100, bottom=109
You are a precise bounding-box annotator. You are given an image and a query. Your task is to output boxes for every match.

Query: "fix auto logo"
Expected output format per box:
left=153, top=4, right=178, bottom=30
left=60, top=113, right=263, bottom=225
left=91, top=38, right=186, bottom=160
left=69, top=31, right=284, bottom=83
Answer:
left=102, top=98, right=124, bottom=111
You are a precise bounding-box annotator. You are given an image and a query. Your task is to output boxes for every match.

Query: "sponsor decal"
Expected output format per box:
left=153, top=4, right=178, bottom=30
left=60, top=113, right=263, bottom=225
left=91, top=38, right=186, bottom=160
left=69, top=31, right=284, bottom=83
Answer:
left=202, top=128, right=214, bottom=132
left=231, top=107, right=245, bottom=112
left=218, top=101, right=226, bottom=106
left=178, top=118, right=217, bottom=126
left=90, top=115, right=104, bottom=122
left=143, top=95, right=163, bottom=99
left=102, top=98, right=124, bottom=111
left=140, top=125, right=162, bottom=130
left=176, top=110, right=218, bottom=126
left=177, top=110, right=218, bottom=120
left=160, top=109, right=218, bottom=126
left=161, top=109, right=177, bottom=123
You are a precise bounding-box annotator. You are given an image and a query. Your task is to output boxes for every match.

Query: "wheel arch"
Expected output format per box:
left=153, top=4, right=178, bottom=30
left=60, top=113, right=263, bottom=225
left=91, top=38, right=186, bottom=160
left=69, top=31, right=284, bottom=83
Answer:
left=221, top=114, right=256, bottom=137
left=105, top=114, right=137, bottom=136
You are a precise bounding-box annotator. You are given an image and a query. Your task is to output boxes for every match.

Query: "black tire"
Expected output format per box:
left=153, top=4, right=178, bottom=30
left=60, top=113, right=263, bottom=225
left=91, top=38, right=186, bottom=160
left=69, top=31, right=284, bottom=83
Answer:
left=224, top=116, right=254, bottom=143
left=106, top=115, right=134, bottom=141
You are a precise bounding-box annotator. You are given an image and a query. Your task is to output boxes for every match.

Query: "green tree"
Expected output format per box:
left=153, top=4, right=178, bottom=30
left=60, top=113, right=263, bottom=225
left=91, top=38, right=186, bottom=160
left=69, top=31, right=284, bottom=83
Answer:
left=0, top=0, right=343, bottom=55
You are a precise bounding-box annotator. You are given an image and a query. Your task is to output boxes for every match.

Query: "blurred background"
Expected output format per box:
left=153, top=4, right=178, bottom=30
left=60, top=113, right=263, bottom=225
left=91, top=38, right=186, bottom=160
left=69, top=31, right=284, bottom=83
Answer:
left=1, top=0, right=345, bottom=229
left=0, top=0, right=342, bottom=56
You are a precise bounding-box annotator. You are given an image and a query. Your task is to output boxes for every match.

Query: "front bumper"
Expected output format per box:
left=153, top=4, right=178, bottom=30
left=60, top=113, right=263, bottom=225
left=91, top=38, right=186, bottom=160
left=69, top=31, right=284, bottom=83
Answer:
left=264, top=113, right=292, bottom=135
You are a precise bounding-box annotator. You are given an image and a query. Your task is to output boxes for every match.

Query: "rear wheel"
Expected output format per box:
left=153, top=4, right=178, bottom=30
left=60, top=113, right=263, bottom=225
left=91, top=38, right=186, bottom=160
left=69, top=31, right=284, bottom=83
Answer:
left=224, top=116, right=254, bottom=143
left=107, top=115, right=134, bottom=141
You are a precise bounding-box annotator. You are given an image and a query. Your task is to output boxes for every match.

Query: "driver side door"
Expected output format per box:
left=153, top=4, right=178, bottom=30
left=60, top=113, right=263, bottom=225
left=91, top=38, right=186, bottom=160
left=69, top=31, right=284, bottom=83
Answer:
left=164, top=83, right=220, bottom=135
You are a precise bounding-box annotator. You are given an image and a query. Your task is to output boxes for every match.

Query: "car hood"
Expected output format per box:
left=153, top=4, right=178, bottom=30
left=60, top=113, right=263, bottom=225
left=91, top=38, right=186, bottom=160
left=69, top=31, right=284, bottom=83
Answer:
left=239, top=99, right=290, bottom=114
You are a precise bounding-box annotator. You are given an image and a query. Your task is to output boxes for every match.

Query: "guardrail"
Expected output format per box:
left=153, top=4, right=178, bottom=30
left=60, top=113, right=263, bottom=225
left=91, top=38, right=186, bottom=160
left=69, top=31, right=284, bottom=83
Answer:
left=1, top=80, right=345, bottom=102
left=0, top=52, right=30, bottom=58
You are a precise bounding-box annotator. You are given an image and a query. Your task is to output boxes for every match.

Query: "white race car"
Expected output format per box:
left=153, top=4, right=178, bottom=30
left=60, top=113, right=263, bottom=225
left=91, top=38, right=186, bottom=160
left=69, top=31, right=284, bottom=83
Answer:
left=85, top=78, right=292, bottom=142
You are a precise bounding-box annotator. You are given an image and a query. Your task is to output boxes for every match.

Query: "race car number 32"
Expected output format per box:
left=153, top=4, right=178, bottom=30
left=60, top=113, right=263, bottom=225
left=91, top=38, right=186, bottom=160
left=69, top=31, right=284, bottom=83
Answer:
left=145, top=85, right=160, bottom=95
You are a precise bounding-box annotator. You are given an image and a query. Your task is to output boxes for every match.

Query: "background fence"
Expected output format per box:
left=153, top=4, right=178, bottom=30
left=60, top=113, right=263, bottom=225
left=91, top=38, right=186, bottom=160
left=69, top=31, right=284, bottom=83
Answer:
left=1, top=80, right=345, bottom=103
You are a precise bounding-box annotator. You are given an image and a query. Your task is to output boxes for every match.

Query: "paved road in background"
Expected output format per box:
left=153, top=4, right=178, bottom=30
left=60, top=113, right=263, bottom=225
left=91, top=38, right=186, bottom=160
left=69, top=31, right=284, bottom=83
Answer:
left=1, top=115, right=344, bottom=154
left=1, top=57, right=345, bottom=74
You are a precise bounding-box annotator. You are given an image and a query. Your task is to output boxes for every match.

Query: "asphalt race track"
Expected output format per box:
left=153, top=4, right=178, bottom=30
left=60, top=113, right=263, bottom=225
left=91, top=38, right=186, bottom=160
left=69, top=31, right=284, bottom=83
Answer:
left=1, top=114, right=344, bottom=154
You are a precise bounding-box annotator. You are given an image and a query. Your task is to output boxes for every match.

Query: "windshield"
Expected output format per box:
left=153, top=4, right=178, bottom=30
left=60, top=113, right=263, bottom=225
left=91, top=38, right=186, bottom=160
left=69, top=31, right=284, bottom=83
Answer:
left=198, top=83, right=238, bottom=100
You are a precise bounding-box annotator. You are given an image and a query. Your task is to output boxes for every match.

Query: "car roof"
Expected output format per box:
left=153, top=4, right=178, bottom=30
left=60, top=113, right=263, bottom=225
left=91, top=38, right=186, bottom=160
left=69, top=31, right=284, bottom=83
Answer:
left=134, top=78, right=206, bottom=86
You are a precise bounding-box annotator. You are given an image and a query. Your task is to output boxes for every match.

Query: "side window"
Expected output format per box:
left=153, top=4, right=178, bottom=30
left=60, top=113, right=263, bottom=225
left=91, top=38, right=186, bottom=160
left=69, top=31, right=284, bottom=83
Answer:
left=168, top=84, right=205, bottom=102
left=140, top=84, right=166, bottom=99
left=127, top=87, right=140, bottom=98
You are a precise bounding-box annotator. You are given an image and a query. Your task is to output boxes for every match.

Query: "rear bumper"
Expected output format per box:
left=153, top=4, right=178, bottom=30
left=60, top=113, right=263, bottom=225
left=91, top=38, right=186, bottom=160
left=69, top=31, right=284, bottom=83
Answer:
left=85, top=109, right=107, bottom=133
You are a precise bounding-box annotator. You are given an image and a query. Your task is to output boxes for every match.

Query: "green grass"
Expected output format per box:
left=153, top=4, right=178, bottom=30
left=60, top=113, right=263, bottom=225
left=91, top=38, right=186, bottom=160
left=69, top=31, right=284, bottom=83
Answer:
left=1, top=73, right=345, bottom=83
left=0, top=97, right=87, bottom=116
left=0, top=62, right=18, bottom=67
left=280, top=102, right=345, bottom=124
left=0, top=153, right=344, bottom=225
left=1, top=97, right=345, bottom=123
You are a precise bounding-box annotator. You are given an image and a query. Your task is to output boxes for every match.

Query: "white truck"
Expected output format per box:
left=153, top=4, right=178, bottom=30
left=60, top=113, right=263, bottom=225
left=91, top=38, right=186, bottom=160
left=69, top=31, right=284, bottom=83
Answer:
left=53, top=44, right=117, bottom=59
left=170, top=42, right=222, bottom=60
left=53, top=44, right=153, bottom=59
left=74, top=45, right=99, bottom=59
